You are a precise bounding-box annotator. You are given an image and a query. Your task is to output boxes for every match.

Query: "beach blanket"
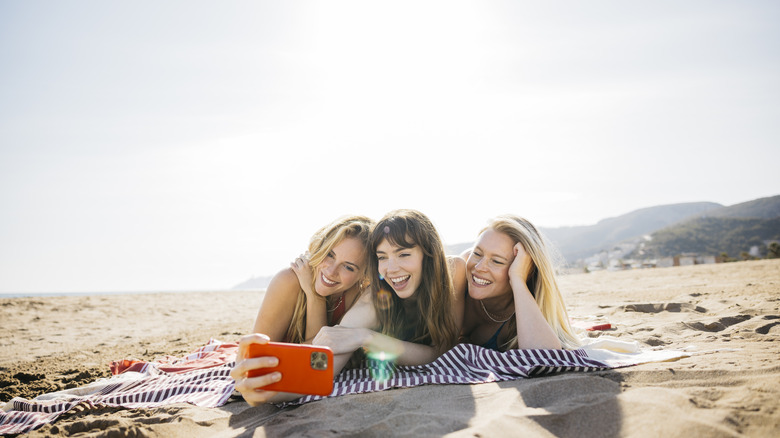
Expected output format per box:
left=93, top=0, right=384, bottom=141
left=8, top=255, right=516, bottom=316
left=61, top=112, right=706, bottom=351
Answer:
left=0, top=339, right=686, bottom=435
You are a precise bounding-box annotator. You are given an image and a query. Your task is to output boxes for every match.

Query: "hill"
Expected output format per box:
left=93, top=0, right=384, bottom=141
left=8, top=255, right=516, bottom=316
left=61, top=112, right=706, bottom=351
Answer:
left=539, top=202, right=723, bottom=263
left=635, top=196, right=780, bottom=259
left=699, top=194, right=780, bottom=219
left=638, top=216, right=780, bottom=259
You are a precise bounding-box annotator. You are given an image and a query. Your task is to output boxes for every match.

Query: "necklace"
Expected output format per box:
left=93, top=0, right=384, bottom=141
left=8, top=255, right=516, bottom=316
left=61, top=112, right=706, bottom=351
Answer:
left=479, top=299, right=515, bottom=323
left=327, top=294, right=344, bottom=312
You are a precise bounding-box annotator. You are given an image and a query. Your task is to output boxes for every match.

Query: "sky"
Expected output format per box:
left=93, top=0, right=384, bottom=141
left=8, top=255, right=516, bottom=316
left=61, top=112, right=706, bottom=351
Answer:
left=1, top=1, right=778, bottom=294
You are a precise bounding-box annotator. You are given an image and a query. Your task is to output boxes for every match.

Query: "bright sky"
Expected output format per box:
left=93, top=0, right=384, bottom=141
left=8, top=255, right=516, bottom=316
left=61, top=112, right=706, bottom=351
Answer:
left=1, top=1, right=778, bottom=294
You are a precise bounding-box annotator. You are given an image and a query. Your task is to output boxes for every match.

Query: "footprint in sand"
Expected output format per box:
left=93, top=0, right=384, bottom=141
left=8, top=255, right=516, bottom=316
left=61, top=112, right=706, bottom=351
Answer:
left=755, top=318, right=780, bottom=335
left=684, top=315, right=752, bottom=332
left=621, top=303, right=707, bottom=313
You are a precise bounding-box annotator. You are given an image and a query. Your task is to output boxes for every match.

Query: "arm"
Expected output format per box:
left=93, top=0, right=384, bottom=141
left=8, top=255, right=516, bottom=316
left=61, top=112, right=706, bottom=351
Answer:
left=509, top=243, right=562, bottom=350
left=449, top=255, right=467, bottom=339
left=252, top=268, right=301, bottom=340
left=290, top=254, right=328, bottom=342
left=313, top=293, right=441, bottom=371
left=236, top=265, right=327, bottom=404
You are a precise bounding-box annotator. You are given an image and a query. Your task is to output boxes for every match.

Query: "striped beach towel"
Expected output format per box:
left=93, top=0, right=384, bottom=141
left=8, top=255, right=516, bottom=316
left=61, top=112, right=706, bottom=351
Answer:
left=1, top=342, right=611, bottom=435
left=286, top=343, right=611, bottom=406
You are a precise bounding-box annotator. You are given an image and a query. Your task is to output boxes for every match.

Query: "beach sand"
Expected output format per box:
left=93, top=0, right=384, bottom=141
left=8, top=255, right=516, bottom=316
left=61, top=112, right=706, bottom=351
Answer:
left=2, top=259, right=779, bottom=437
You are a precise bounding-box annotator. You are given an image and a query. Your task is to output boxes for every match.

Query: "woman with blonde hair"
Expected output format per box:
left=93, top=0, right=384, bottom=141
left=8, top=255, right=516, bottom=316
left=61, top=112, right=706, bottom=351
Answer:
left=313, top=209, right=466, bottom=368
left=230, top=215, right=374, bottom=405
left=459, top=215, right=580, bottom=351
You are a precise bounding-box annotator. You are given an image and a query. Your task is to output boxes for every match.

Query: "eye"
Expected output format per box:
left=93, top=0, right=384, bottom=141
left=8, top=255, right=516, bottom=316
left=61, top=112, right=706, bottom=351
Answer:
left=344, top=265, right=356, bottom=272
left=472, top=251, right=482, bottom=258
left=327, top=251, right=335, bottom=259
left=376, top=254, right=386, bottom=261
left=492, top=259, right=504, bottom=265
left=400, top=252, right=411, bottom=258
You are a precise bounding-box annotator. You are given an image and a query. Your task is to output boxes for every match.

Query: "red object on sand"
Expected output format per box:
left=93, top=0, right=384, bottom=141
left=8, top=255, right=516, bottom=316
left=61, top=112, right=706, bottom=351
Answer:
left=587, top=323, right=612, bottom=331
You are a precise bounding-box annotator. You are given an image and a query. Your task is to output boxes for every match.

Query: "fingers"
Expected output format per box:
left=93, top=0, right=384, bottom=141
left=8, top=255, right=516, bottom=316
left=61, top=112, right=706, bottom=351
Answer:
left=233, top=371, right=282, bottom=392
left=230, top=355, right=280, bottom=380
left=233, top=373, right=282, bottom=406
left=237, top=333, right=270, bottom=361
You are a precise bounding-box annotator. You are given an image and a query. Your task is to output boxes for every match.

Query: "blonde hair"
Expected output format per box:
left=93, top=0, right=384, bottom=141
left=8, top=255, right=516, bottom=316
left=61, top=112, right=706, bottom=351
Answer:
left=369, top=209, right=458, bottom=352
left=483, top=215, right=580, bottom=350
left=285, top=215, right=374, bottom=344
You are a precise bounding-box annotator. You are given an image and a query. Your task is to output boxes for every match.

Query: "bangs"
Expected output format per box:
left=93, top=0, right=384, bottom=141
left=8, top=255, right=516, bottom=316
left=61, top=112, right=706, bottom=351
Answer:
left=373, top=217, right=416, bottom=250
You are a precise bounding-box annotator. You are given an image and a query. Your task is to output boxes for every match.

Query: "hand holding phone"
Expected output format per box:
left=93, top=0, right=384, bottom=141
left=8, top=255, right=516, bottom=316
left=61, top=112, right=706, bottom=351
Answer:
left=246, top=342, right=334, bottom=396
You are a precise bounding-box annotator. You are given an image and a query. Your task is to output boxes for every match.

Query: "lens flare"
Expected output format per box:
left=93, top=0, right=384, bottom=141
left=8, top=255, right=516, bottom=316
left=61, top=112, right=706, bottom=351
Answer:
left=375, top=288, right=393, bottom=310
left=367, top=350, right=398, bottom=383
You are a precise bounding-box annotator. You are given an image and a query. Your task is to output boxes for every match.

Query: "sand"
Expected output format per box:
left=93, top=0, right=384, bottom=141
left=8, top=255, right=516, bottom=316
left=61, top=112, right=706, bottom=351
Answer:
left=2, top=259, right=779, bottom=437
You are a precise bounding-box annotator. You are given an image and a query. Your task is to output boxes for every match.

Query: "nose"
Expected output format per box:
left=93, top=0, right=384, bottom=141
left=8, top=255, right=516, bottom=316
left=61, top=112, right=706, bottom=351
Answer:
left=384, top=256, right=398, bottom=273
left=473, top=257, right=488, bottom=272
left=322, top=260, right=338, bottom=278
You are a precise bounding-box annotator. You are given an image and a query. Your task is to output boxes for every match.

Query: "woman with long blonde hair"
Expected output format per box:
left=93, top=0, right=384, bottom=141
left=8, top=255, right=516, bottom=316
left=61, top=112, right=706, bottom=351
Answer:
left=231, top=215, right=374, bottom=405
left=459, top=215, right=580, bottom=351
left=313, top=209, right=466, bottom=368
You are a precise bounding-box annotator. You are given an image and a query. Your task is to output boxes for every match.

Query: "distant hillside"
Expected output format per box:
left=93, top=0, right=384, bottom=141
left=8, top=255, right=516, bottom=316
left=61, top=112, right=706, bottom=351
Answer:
left=639, top=216, right=780, bottom=258
left=233, top=275, right=274, bottom=290
left=699, top=195, right=780, bottom=219
left=540, top=202, right=723, bottom=263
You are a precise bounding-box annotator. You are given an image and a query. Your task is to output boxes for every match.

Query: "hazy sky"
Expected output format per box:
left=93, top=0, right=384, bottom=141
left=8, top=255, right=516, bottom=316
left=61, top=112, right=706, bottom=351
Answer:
left=1, top=1, right=778, bottom=293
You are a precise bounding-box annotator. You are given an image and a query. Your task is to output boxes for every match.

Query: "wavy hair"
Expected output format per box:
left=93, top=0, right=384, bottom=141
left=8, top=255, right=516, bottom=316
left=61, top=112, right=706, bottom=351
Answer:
left=482, top=215, right=580, bottom=350
left=285, top=215, right=374, bottom=344
left=369, top=209, right=458, bottom=352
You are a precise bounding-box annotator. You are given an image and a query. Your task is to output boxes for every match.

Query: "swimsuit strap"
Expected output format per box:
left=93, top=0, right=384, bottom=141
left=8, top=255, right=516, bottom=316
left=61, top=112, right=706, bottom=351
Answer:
left=329, top=295, right=347, bottom=325
left=482, top=319, right=510, bottom=351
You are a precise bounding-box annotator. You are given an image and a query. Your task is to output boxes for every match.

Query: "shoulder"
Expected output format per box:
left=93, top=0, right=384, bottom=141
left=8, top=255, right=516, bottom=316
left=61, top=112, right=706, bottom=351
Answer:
left=447, top=256, right=467, bottom=284
left=447, top=255, right=466, bottom=273
left=265, top=268, right=302, bottom=298
left=446, top=255, right=468, bottom=301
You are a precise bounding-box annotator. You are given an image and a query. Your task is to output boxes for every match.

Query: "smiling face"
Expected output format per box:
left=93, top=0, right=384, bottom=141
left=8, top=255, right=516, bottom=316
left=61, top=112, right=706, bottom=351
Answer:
left=466, top=229, right=515, bottom=300
left=313, top=237, right=366, bottom=297
left=376, top=237, right=424, bottom=300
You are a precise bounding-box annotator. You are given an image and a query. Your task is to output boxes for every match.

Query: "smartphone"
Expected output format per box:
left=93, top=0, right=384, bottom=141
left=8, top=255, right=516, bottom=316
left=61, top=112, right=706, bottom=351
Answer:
left=246, top=342, right=334, bottom=396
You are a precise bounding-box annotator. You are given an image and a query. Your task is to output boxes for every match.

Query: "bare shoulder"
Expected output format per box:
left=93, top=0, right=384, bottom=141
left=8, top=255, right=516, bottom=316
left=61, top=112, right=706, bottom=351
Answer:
left=447, top=255, right=467, bottom=283
left=447, top=255, right=466, bottom=273
left=264, top=267, right=301, bottom=300
left=447, top=255, right=468, bottom=300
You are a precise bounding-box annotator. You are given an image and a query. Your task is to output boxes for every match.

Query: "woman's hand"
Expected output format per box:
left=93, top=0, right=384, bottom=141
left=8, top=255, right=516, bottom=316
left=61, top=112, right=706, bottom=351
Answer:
left=290, top=253, right=316, bottom=297
left=509, top=242, right=534, bottom=284
left=313, top=325, right=371, bottom=355
left=230, top=333, right=282, bottom=406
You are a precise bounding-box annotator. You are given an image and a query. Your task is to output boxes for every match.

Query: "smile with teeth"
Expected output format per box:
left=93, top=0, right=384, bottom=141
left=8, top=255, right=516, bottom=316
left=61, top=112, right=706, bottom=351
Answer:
left=321, top=273, right=338, bottom=286
left=389, top=275, right=410, bottom=285
left=472, top=275, right=492, bottom=286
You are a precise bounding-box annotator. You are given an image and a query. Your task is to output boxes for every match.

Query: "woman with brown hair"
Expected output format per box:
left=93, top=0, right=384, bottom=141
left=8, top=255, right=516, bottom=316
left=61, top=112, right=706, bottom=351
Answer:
left=313, top=209, right=466, bottom=368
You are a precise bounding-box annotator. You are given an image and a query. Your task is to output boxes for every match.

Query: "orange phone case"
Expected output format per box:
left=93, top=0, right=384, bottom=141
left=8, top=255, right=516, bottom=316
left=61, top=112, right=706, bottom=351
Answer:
left=246, top=342, right=334, bottom=396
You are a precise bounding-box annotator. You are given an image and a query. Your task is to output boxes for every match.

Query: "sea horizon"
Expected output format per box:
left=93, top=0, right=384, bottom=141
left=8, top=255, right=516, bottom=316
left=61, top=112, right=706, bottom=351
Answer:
left=0, top=288, right=265, bottom=299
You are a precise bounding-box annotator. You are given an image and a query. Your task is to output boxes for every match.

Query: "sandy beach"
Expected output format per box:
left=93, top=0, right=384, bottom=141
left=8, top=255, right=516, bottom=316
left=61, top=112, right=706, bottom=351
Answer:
left=2, top=259, right=779, bottom=437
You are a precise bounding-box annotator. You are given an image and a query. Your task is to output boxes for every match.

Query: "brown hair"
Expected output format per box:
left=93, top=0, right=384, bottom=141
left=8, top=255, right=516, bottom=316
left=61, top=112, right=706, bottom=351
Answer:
left=369, top=209, right=458, bottom=352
